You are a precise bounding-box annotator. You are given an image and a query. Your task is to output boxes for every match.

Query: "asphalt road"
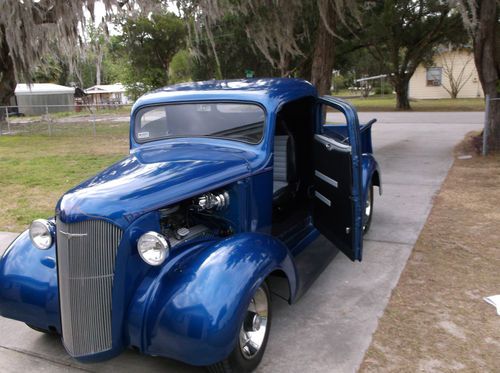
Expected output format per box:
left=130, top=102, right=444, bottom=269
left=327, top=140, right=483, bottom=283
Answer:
left=0, top=112, right=483, bottom=373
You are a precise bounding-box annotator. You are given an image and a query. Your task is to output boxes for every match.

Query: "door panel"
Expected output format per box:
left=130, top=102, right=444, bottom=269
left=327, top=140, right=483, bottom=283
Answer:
left=313, top=134, right=356, bottom=259
left=312, top=97, right=363, bottom=261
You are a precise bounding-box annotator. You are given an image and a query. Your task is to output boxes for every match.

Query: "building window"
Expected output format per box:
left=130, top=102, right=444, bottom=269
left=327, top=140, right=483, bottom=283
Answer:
left=426, top=67, right=442, bottom=86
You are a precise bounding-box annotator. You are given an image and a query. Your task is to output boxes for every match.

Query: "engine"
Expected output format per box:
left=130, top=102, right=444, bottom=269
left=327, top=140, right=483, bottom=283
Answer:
left=158, top=190, right=232, bottom=249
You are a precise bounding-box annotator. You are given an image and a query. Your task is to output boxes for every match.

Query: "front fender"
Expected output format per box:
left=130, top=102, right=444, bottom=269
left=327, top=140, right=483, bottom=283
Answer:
left=362, top=154, right=382, bottom=203
left=0, top=230, right=60, bottom=332
left=127, top=233, right=296, bottom=366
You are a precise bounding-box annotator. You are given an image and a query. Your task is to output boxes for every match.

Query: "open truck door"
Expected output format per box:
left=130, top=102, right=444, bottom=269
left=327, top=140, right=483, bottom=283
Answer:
left=312, top=96, right=364, bottom=261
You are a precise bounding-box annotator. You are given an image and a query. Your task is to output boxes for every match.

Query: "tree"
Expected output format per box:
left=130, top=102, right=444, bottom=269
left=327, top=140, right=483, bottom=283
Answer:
left=440, top=49, right=473, bottom=99
left=86, top=22, right=109, bottom=86
left=353, top=0, right=467, bottom=110
left=31, top=51, right=71, bottom=86
left=0, top=1, right=95, bottom=118
left=184, top=0, right=359, bottom=95
left=453, top=0, right=500, bottom=151
left=169, top=50, right=193, bottom=84
left=0, top=0, right=165, bottom=120
left=186, top=13, right=277, bottom=81
left=112, top=11, right=186, bottom=98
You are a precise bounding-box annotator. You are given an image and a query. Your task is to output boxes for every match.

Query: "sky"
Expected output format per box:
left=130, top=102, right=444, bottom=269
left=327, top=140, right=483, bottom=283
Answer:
left=83, top=1, right=179, bottom=36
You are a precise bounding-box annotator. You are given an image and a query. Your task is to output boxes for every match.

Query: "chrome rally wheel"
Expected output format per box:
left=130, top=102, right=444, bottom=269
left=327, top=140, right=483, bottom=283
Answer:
left=207, top=282, right=272, bottom=373
left=363, top=182, right=374, bottom=234
left=239, top=285, right=269, bottom=359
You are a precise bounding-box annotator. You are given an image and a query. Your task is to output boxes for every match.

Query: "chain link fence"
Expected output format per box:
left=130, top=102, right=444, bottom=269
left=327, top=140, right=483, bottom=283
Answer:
left=0, top=103, right=133, bottom=137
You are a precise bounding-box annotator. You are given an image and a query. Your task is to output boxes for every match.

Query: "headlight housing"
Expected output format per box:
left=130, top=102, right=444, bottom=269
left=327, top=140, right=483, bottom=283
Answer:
left=137, top=231, right=169, bottom=266
left=29, top=219, right=54, bottom=250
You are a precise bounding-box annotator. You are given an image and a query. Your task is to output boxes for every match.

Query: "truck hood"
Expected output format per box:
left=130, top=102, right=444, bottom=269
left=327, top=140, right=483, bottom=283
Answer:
left=57, top=142, right=258, bottom=228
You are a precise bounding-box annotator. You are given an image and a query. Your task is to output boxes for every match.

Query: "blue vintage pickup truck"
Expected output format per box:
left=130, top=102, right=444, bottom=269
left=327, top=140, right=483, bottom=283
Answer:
left=0, top=78, right=381, bottom=372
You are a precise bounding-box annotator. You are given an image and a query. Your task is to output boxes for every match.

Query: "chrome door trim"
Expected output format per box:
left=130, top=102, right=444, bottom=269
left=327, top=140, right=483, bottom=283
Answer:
left=314, top=134, right=352, bottom=153
left=315, top=170, right=339, bottom=188
left=314, top=191, right=331, bottom=207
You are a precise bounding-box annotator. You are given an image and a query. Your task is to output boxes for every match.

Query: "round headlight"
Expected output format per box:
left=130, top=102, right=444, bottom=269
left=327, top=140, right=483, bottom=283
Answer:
left=137, top=231, right=169, bottom=266
left=29, top=219, right=54, bottom=250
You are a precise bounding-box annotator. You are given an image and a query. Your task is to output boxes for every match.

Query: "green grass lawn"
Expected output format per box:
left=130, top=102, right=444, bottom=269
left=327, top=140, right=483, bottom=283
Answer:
left=345, top=94, right=485, bottom=112
left=0, top=124, right=129, bottom=232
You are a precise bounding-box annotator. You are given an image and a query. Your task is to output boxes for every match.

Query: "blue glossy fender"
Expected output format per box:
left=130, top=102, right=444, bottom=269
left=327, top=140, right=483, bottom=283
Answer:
left=0, top=230, right=61, bottom=333
left=126, top=232, right=297, bottom=366
left=361, top=153, right=382, bottom=205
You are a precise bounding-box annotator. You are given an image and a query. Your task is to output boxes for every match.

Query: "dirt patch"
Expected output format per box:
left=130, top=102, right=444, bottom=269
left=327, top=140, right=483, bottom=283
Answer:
left=360, top=134, right=500, bottom=372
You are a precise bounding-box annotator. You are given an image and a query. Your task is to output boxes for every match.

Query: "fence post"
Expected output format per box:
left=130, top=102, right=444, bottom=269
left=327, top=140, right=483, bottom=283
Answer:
left=46, top=105, right=52, bottom=136
left=483, top=94, right=490, bottom=156
left=0, top=107, right=4, bottom=136
left=5, top=107, right=10, bottom=133
left=92, top=108, right=96, bottom=136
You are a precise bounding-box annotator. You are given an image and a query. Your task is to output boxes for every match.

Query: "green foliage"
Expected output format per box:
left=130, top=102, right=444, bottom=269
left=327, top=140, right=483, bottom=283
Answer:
left=189, top=14, right=276, bottom=81
left=374, top=82, right=393, bottom=95
left=32, top=54, right=68, bottom=85
left=169, top=49, right=193, bottom=84
left=331, top=75, right=347, bottom=92
left=112, top=11, right=186, bottom=98
left=334, top=44, right=386, bottom=79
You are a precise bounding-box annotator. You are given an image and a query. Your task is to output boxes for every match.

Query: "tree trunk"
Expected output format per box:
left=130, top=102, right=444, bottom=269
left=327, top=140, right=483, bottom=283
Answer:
left=473, top=0, right=500, bottom=151
left=0, top=26, right=16, bottom=121
left=394, top=78, right=411, bottom=110
left=96, top=48, right=103, bottom=86
left=309, top=4, right=336, bottom=96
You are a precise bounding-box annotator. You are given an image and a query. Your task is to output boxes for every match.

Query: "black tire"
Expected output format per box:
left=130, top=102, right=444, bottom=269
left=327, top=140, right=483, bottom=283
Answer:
left=363, top=182, right=374, bottom=235
left=26, top=323, right=58, bottom=335
left=207, top=282, right=272, bottom=373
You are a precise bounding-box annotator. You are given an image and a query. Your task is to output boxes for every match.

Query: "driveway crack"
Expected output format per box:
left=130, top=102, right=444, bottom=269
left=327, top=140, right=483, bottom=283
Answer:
left=0, top=345, right=92, bottom=372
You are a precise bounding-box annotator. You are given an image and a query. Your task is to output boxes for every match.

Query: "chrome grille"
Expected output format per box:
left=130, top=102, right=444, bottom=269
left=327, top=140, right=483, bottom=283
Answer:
left=56, top=218, right=122, bottom=357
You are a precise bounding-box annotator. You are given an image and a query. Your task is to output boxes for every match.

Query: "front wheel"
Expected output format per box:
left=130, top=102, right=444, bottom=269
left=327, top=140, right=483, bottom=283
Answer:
left=207, top=282, right=272, bottom=373
left=26, top=324, right=58, bottom=335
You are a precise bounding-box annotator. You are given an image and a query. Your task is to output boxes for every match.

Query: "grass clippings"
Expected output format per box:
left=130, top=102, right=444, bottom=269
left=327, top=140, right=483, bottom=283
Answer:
left=360, top=135, right=500, bottom=372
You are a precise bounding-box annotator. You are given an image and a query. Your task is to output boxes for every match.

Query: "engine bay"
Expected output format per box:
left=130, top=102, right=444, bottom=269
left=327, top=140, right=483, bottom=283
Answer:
left=158, top=190, right=233, bottom=249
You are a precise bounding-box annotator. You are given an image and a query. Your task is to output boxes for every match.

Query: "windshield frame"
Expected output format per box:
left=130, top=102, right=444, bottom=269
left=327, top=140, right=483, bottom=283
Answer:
left=132, top=100, right=268, bottom=146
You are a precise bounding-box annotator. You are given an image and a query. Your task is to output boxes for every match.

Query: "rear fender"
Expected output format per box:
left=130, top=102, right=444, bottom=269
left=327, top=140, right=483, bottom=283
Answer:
left=127, top=232, right=296, bottom=366
left=362, top=154, right=382, bottom=203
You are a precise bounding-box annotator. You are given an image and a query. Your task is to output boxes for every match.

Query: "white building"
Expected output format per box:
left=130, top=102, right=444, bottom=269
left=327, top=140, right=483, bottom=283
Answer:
left=409, top=50, right=483, bottom=99
left=85, top=83, right=130, bottom=105
left=14, top=83, right=75, bottom=115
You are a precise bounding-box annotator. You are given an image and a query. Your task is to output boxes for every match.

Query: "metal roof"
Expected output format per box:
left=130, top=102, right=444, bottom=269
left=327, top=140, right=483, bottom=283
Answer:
left=85, top=83, right=126, bottom=94
left=132, top=78, right=318, bottom=113
left=15, top=83, right=75, bottom=96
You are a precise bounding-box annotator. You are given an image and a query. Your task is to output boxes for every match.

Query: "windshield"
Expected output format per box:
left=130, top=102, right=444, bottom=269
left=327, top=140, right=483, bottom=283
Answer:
left=134, top=102, right=266, bottom=144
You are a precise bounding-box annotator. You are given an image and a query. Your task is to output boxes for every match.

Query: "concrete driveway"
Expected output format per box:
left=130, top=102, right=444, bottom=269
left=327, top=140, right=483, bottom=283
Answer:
left=0, top=112, right=483, bottom=373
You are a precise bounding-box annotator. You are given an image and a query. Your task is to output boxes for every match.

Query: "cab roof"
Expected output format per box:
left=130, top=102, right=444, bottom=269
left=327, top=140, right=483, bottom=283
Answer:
left=132, top=78, right=318, bottom=113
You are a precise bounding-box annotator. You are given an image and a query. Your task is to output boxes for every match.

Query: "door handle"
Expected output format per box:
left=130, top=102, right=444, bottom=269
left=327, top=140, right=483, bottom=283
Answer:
left=315, top=134, right=351, bottom=153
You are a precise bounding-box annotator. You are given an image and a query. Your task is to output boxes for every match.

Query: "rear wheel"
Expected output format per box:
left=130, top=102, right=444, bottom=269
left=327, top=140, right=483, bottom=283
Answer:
left=207, top=282, right=272, bottom=373
left=363, top=182, right=374, bottom=234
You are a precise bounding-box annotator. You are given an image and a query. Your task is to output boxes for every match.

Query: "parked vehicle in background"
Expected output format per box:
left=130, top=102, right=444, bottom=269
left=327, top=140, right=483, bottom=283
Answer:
left=0, top=78, right=381, bottom=372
